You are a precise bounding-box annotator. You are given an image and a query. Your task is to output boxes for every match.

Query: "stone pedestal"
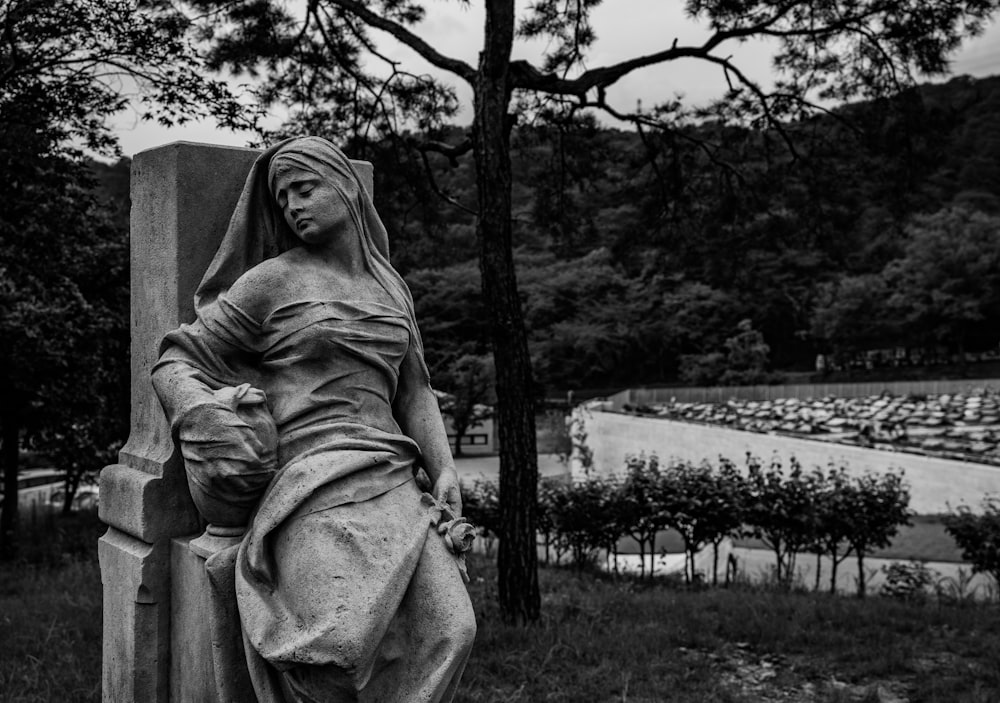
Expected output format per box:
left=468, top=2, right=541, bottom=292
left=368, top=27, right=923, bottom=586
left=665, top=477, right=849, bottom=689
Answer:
left=99, top=142, right=373, bottom=703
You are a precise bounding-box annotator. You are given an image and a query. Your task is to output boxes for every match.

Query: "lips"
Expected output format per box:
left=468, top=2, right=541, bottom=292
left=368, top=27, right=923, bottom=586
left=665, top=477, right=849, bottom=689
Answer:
left=296, top=218, right=312, bottom=231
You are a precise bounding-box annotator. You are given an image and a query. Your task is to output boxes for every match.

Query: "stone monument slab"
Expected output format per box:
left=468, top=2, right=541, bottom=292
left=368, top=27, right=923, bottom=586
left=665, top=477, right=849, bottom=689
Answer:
left=100, top=141, right=375, bottom=703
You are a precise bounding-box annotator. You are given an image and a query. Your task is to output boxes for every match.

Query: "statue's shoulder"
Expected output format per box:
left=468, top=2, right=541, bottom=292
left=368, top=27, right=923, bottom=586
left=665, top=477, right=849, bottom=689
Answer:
left=226, top=253, right=300, bottom=322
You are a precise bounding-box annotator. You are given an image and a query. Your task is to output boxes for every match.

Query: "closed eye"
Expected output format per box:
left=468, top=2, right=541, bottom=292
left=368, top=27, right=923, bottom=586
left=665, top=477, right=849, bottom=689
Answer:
left=275, top=176, right=320, bottom=208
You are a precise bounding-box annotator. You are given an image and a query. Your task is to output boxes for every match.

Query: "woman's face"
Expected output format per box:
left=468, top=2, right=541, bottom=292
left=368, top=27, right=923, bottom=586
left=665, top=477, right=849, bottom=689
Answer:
left=272, top=166, right=356, bottom=246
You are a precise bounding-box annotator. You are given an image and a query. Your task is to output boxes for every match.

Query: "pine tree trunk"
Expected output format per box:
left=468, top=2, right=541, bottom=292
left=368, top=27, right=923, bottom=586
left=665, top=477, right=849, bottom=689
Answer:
left=473, top=0, right=540, bottom=624
left=0, top=414, right=21, bottom=560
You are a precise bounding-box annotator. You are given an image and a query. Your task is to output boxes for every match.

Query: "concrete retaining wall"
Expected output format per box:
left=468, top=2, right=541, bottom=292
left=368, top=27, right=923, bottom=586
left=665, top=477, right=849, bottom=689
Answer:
left=575, top=409, right=1000, bottom=514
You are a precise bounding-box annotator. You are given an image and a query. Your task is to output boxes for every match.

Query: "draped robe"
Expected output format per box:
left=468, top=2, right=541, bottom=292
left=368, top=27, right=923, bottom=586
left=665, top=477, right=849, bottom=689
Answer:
left=154, top=293, right=476, bottom=703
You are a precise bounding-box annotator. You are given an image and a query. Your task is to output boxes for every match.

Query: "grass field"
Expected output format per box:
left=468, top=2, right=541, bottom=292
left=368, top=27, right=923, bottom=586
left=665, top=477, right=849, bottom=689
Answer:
left=3, top=511, right=1000, bottom=702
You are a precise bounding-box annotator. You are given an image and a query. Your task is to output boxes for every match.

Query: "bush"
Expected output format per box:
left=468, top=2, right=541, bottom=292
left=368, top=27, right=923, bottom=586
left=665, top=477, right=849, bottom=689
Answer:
left=462, top=479, right=500, bottom=556
left=880, top=561, right=936, bottom=602
left=469, top=453, right=911, bottom=596
left=943, top=497, right=1000, bottom=588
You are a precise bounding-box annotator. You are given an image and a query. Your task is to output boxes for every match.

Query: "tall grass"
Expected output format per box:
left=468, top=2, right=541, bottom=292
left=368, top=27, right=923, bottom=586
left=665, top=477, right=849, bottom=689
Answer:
left=2, top=517, right=1000, bottom=702
left=458, top=558, right=1000, bottom=702
left=0, top=510, right=103, bottom=703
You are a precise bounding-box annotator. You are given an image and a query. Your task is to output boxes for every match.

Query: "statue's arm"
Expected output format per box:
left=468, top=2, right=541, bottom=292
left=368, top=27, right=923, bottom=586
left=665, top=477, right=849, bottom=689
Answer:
left=153, top=266, right=272, bottom=429
left=393, top=346, right=462, bottom=518
left=153, top=343, right=221, bottom=428
left=152, top=326, right=246, bottom=429
left=152, top=320, right=274, bottom=523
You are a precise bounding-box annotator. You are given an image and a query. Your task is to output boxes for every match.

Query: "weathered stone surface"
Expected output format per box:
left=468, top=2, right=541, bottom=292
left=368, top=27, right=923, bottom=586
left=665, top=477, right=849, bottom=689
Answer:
left=204, top=540, right=255, bottom=703
left=147, top=138, right=473, bottom=702
left=118, top=142, right=263, bottom=480
left=99, top=463, right=199, bottom=542
left=98, top=528, right=170, bottom=703
left=101, top=141, right=377, bottom=703
left=170, top=536, right=216, bottom=703
left=103, top=142, right=263, bottom=703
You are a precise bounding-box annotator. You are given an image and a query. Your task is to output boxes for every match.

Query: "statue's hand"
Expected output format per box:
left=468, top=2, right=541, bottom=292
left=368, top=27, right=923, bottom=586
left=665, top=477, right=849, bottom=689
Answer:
left=433, top=468, right=462, bottom=520
left=421, top=484, right=475, bottom=584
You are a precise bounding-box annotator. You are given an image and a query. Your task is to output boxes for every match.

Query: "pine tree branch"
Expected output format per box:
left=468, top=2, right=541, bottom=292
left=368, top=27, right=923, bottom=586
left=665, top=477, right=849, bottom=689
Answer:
left=415, top=145, right=479, bottom=216
left=325, top=0, right=476, bottom=84
left=509, top=1, right=893, bottom=96
left=414, top=136, right=473, bottom=168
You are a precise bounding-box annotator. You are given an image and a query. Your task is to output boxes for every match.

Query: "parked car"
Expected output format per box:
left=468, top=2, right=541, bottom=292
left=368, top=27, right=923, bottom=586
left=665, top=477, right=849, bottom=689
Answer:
left=0, top=468, right=65, bottom=520
left=47, top=485, right=100, bottom=512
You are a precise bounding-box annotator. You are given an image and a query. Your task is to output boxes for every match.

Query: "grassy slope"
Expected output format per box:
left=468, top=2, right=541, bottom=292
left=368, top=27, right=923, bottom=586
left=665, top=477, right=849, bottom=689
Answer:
left=2, top=515, right=999, bottom=702
left=0, top=511, right=105, bottom=703
left=462, top=557, right=1000, bottom=702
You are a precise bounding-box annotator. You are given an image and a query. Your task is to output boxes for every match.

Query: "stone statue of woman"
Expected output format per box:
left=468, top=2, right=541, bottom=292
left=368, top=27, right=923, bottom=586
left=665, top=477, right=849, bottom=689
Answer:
left=152, top=136, right=477, bottom=702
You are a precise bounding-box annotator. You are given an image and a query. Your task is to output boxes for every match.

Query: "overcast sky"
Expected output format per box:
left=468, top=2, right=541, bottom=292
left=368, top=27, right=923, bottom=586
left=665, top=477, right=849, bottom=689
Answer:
left=110, top=1, right=1000, bottom=157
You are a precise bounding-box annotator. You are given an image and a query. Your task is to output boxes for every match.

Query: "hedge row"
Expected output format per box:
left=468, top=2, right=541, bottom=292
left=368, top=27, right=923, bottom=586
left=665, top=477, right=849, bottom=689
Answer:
left=462, top=454, right=911, bottom=596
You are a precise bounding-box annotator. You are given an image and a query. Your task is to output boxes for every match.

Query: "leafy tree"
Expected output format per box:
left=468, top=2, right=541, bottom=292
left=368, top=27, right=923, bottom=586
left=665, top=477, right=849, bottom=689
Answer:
left=1, top=0, right=243, bottom=154
left=942, top=498, right=1000, bottom=590
left=886, top=207, right=1000, bottom=355
left=619, top=453, right=671, bottom=580
left=0, top=156, right=127, bottom=554
left=743, top=455, right=822, bottom=588
left=434, top=354, right=495, bottom=457
left=810, top=274, right=898, bottom=360
left=406, top=259, right=489, bottom=377
left=519, top=249, right=639, bottom=389
left=186, top=0, right=1000, bottom=621
left=809, top=467, right=857, bottom=594
left=682, top=318, right=775, bottom=386
left=813, top=208, right=1000, bottom=362
left=704, top=458, right=749, bottom=586
left=0, top=0, right=243, bottom=557
left=842, top=471, right=911, bottom=597
left=720, top=319, right=773, bottom=385
left=547, top=476, right=621, bottom=570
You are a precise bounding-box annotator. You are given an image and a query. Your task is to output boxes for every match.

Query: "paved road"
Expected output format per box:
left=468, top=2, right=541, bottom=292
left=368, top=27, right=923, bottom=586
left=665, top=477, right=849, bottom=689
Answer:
left=454, top=453, right=569, bottom=485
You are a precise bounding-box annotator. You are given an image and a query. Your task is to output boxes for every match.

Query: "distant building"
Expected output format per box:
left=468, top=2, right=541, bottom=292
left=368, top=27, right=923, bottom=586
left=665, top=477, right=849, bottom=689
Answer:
left=442, top=415, right=496, bottom=456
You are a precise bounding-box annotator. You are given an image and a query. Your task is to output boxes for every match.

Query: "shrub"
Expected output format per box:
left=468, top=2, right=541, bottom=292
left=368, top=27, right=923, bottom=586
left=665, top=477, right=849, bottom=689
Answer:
left=619, top=453, right=673, bottom=579
left=880, top=561, right=937, bottom=602
left=943, top=497, right=1000, bottom=589
left=662, top=459, right=747, bottom=585
left=546, top=476, right=624, bottom=570
left=462, top=479, right=500, bottom=556
left=743, top=456, right=823, bottom=588
left=841, top=471, right=912, bottom=597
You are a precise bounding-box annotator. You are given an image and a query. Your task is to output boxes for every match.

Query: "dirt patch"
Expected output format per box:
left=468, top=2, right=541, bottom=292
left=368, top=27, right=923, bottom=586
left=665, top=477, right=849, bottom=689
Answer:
left=677, top=642, right=913, bottom=703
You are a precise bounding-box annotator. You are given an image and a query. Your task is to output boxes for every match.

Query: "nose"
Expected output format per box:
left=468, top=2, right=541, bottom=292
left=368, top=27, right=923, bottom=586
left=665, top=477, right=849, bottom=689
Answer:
left=287, top=192, right=304, bottom=214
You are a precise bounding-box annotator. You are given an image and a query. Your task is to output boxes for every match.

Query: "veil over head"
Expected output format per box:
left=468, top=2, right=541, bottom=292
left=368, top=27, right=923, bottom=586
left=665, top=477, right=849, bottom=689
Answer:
left=193, top=136, right=426, bottom=372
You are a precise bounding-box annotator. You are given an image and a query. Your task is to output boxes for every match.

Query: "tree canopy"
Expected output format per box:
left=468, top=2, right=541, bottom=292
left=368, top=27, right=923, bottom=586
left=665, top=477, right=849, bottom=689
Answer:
left=0, top=0, right=244, bottom=557
left=8, top=0, right=1000, bottom=615
left=119, top=0, right=1000, bottom=620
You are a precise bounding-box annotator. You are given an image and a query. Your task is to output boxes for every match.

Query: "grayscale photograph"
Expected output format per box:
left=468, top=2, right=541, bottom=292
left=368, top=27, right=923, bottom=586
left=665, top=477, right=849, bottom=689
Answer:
left=2, top=1, right=1000, bottom=701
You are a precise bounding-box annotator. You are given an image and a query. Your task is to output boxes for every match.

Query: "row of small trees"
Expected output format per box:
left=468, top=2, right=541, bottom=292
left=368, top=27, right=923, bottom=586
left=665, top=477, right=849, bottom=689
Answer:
left=463, top=454, right=912, bottom=597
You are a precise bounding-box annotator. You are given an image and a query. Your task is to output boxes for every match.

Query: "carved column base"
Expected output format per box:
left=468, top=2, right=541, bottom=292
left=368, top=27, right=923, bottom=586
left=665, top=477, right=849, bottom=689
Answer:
left=99, top=528, right=170, bottom=703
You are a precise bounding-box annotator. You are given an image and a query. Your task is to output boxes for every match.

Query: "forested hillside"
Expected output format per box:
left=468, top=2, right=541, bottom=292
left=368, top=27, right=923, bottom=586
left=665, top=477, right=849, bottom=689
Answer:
left=95, top=74, right=1000, bottom=396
